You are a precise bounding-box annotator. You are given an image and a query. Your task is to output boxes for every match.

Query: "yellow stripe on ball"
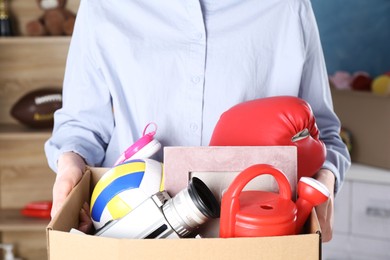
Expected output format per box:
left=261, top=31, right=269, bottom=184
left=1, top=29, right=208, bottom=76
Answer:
left=107, top=195, right=132, bottom=220
left=160, top=165, right=165, bottom=191
left=90, top=161, right=146, bottom=208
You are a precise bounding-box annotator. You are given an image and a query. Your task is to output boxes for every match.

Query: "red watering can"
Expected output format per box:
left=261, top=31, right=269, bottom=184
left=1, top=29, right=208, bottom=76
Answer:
left=220, top=164, right=330, bottom=238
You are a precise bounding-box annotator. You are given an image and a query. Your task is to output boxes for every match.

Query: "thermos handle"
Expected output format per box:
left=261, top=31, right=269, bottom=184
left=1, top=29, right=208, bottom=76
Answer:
left=220, top=164, right=292, bottom=238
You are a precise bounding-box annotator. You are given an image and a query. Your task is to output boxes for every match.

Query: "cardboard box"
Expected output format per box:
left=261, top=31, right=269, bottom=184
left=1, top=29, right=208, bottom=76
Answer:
left=47, top=147, right=322, bottom=260
left=331, top=89, right=390, bottom=169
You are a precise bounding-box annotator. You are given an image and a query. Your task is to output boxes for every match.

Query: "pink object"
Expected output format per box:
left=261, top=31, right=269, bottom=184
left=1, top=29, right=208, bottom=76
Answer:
left=329, top=71, right=352, bottom=90
left=113, top=123, right=161, bottom=166
left=163, top=146, right=297, bottom=198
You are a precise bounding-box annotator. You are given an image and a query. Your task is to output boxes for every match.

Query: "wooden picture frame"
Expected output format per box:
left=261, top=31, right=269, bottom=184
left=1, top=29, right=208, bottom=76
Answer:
left=164, top=146, right=298, bottom=200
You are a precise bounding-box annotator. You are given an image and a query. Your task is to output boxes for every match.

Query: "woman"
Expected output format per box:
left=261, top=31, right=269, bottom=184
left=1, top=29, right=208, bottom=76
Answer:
left=45, top=0, right=351, bottom=242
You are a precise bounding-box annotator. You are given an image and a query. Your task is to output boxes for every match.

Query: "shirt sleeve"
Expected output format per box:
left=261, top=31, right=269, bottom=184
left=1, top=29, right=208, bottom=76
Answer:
left=44, top=0, right=114, bottom=172
left=298, top=0, right=351, bottom=194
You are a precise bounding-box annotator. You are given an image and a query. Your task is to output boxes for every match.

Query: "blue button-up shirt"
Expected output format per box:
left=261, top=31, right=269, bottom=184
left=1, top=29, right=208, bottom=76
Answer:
left=45, top=0, right=351, bottom=192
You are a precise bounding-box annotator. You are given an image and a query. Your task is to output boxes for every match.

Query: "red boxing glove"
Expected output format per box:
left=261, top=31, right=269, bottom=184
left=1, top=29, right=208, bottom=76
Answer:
left=209, top=96, right=326, bottom=179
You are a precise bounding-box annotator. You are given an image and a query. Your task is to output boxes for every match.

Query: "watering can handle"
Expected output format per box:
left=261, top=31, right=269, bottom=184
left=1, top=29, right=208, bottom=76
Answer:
left=220, top=164, right=292, bottom=238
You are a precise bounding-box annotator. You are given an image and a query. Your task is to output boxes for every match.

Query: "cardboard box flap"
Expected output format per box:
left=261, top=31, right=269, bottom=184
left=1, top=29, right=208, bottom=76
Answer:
left=308, top=209, right=321, bottom=236
left=90, top=167, right=110, bottom=187
left=48, top=230, right=320, bottom=260
left=48, top=230, right=119, bottom=259
left=46, top=168, right=92, bottom=260
left=114, top=235, right=320, bottom=260
left=47, top=166, right=109, bottom=232
left=47, top=169, right=91, bottom=233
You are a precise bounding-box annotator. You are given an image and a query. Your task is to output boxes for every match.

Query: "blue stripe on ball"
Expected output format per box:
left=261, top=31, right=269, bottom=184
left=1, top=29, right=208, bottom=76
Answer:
left=91, top=170, right=144, bottom=221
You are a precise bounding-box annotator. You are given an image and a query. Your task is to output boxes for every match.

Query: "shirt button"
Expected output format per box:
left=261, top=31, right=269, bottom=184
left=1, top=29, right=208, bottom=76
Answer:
left=190, top=123, right=198, bottom=132
left=192, top=76, right=200, bottom=84
left=194, top=33, right=203, bottom=40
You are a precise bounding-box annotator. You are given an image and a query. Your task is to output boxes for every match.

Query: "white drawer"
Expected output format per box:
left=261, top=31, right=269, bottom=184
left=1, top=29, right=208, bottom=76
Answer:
left=322, top=250, right=350, bottom=260
left=333, top=180, right=351, bottom=234
left=322, top=233, right=350, bottom=255
left=322, top=251, right=385, bottom=260
left=347, top=254, right=389, bottom=260
left=323, top=233, right=390, bottom=260
left=351, top=181, right=390, bottom=239
left=349, top=236, right=390, bottom=259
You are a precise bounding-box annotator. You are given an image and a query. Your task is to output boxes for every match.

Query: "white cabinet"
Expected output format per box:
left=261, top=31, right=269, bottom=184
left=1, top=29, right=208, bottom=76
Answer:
left=323, top=163, right=390, bottom=260
left=333, top=180, right=351, bottom=234
left=351, top=182, right=390, bottom=240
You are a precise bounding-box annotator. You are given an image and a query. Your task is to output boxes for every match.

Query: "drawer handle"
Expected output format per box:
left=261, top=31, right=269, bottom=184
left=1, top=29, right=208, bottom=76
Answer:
left=366, top=206, right=390, bottom=218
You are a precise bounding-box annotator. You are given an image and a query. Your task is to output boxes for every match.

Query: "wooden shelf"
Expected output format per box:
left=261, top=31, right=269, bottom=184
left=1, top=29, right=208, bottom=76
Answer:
left=0, top=123, right=52, bottom=140
left=0, top=209, right=49, bottom=232
left=0, top=2, right=80, bottom=259
left=0, top=36, right=71, bottom=45
left=0, top=38, right=68, bottom=124
left=8, top=0, right=80, bottom=36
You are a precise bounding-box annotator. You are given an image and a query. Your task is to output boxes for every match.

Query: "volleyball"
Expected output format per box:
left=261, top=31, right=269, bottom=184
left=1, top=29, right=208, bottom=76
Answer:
left=90, top=158, right=164, bottom=230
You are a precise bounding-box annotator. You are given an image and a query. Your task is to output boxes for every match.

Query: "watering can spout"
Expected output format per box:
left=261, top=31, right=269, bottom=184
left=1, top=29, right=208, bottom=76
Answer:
left=295, top=177, right=330, bottom=234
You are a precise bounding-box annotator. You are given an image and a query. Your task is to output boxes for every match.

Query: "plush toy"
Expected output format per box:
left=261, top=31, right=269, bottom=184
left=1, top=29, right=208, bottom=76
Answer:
left=329, top=71, right=352, bottom=90
left=329, top=71, right=372, bottom=91
left=26, top=0, right=76, bottom=36
left=350, top=72, right=372, bottom=91
left=371, top=72, right=390, bottom=96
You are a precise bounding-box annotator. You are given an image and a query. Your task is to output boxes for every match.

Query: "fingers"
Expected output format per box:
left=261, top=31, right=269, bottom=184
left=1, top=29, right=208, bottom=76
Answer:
left=314, top=169, right=336, bottom=243
left=51, top=152, right=86, bottom=218
left=315, top=196, right=334, bottom=242
left=51, top=174, right=78, bottom=218
left=78, top=202, right=93, bottom=234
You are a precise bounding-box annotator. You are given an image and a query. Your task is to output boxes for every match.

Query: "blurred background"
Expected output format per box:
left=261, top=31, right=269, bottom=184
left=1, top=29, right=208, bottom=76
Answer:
left=312, top=0, right=390, bottom=77
left=0, top=1, right=389, bottom=260
left=312, top=1, right=390, bottom=259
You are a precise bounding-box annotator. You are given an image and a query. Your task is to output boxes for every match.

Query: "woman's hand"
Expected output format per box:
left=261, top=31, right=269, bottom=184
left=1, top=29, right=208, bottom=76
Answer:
left=314, top=168, right=335, bottom=243
left=51, top=152, right=86, bottom=218
left=79, top=201, right=93, bottom=234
